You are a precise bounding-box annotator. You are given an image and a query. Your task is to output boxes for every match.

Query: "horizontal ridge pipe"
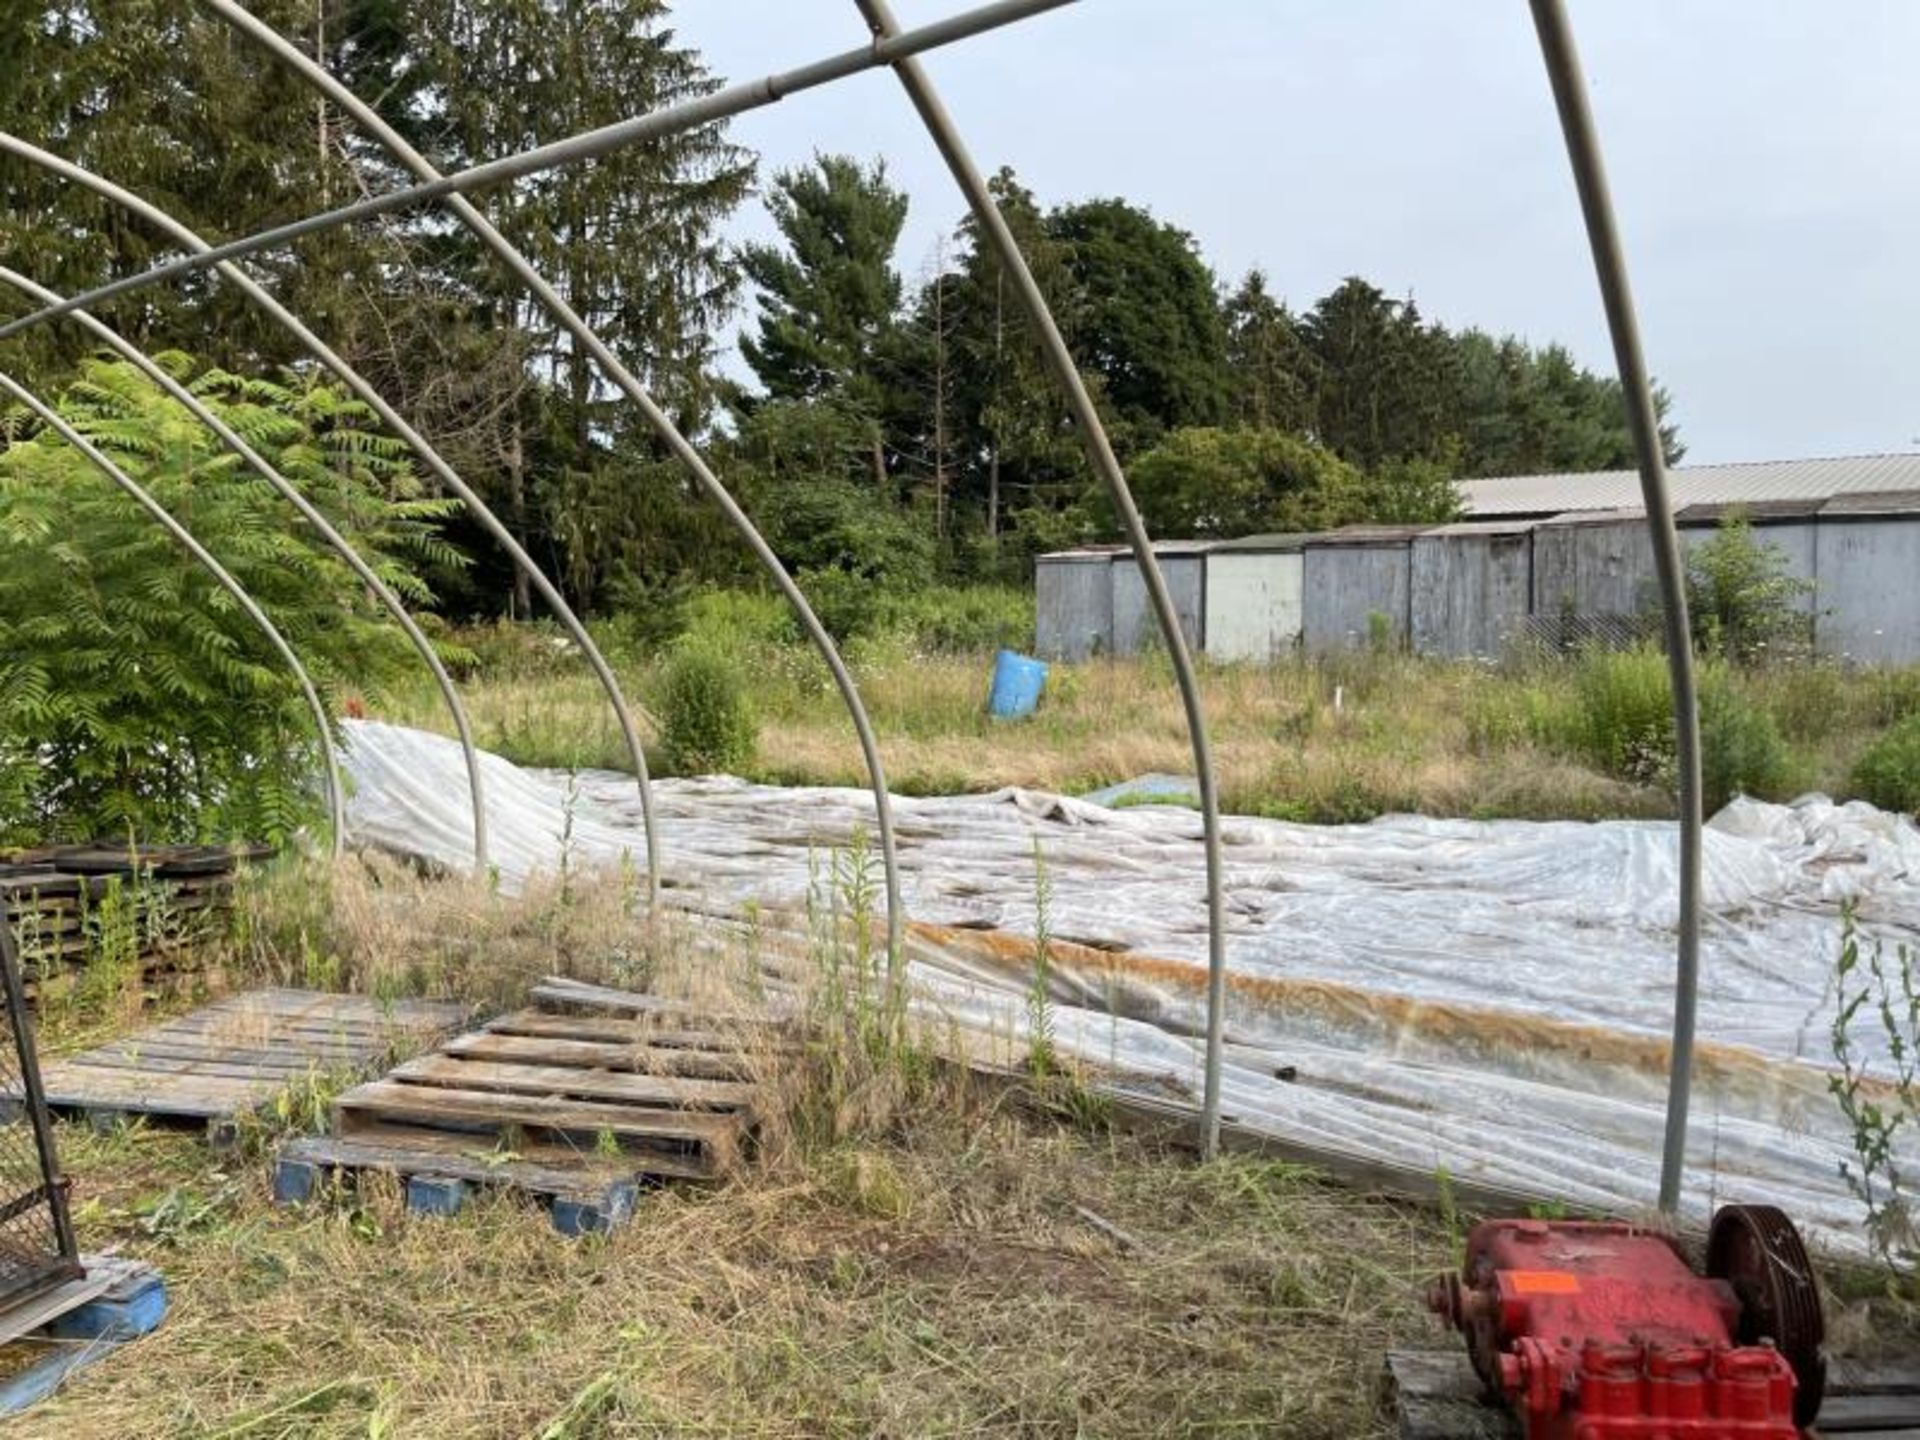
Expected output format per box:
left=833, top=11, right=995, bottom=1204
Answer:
left=0, top=0, right=1075, bottom=344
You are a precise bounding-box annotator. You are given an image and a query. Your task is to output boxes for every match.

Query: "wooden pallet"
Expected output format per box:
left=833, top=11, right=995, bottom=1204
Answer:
left=3, top=842, right=269, bottom=979
left=275, top=980, right=775, bottom=1235
left=1388, top=1349, right=1920, bottom=1438
left=1, top=988, right=471, bottom=1141
left=0, top=1255, right=168, bottom=1416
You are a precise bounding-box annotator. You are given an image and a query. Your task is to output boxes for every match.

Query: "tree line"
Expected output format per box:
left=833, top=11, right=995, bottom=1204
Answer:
left=3, top=0, right=1680, bottom=629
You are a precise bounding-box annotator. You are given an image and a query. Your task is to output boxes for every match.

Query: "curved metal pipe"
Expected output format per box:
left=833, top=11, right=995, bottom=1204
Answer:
left=0, top=369, right=346, bottom=853
left=0, top=0, right=1075, bottom=346
left=0, top=264, right=490, bottom=872
left=1528, top=0, right=1704, bottom=1215
left=0, top=134, right=659, bottom=893
left=847, top=0, right=1231, bottom=1154
left=202, top=0, right=905, bottom=960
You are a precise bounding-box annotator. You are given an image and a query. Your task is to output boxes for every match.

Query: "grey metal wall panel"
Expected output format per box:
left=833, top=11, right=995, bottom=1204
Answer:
left=1034, top=556, right=1113, bottom=662
left=1111, top=555, right=1204, bottom=656
left=1814, top=518, right=1920, bottom=663
left=1531, top=519, right=1658, bottom=619
left=1411, top=531, right=1533, bottom=659
left=1205, top=550, right=1303, bottom=662
left=1302, top=544, right=1412, bottom=652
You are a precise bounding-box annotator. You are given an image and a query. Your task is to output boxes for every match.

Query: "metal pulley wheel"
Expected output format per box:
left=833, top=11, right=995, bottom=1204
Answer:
left=1707, top=1203, right=1827, bottom=1428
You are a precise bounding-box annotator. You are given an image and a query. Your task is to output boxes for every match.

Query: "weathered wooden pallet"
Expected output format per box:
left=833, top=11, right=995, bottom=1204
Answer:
left=2, top=843, right=263, bottom=992
left=1387, top=1348, right=1920, bottom=1438
left=275, top=981, right=774, bottom=1235
left=0, top=1254, right=168, bottom=1416
left=0, top=988, right=471, bottom=1141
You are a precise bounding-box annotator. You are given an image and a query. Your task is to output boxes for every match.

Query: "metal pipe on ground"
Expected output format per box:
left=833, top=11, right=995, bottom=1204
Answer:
left=0, top=370, right=347, bottom=856
left=1528, top=0, right=1704, bottom=1215
left=0, top=264, right=491, bottom=874
left=846, top=0, right=1232, bottom=1156
left=204, top=0, right=906, bottom=961
left=0, top=134, right=658, bottom=896
left=0, top=0, right=1077, bottom=345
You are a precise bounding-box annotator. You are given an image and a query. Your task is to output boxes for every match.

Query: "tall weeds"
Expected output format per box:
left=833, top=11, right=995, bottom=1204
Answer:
left=1831, top=907, right=1918, bottom=1281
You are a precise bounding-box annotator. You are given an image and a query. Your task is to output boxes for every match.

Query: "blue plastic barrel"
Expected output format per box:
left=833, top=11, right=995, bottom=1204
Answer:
left=987, top=649, right=1049, bottom=718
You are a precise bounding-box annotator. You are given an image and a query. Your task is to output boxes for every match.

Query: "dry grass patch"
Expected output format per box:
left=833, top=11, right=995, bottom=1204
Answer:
left=30, top=1098, right=1456, bottom=1439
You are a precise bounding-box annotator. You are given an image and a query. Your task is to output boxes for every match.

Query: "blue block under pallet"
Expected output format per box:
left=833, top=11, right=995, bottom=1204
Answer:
left=275, top=1134, right=646, bottom=1237
left=0, top=1255, right=168, bottom=1417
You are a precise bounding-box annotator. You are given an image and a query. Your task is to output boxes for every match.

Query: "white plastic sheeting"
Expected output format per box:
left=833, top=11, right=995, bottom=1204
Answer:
left=340, top=719, right=1920, bottom=1253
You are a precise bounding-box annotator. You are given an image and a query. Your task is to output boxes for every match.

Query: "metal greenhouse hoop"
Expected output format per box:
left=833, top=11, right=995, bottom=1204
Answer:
left=1528, top=0, right=1704, bottom=1216
left=0, top=264, right=492, bottom=874
left=845, top=0, right=1233, bottom=1156
left=0, top=133, right=657, bottom=895
left=205, top=0, right=906, bottom=964
left=0, top=0, right=1711, bottom=1210
left=0, top=370, right=347, bottom=855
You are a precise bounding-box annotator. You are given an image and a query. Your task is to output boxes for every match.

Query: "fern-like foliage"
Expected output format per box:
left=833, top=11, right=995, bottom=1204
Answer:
left=0, top=356, right=466, bottom=847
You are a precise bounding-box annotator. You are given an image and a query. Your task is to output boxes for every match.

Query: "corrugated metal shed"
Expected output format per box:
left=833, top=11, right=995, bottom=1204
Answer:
left=1816, top=494, right=1920, bottom=663
left=1410, top=520, right=1533, bottom=660
left=1111, top=541, right=1210, bottom=657
left=1459, top=454, right=1920, bottom=518
left=1301, top=525, right=1431, bottom=653
left=1205, top=533, right=1309, bottom=663
left=1531, top=509, right=1658, bottom=620
left=1033, top=547, right=1121, bottom=662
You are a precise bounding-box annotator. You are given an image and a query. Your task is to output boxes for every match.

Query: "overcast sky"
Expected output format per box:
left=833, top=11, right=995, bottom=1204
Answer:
left=684, top=1, right=1920, bottom=467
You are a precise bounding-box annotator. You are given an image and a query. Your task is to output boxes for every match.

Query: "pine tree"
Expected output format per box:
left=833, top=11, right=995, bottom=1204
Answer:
left=1222, top=269, right=1317, bottom=435
left=739, top=154, right=909, bottom=489
left=406, top=0, right=754, bottom=612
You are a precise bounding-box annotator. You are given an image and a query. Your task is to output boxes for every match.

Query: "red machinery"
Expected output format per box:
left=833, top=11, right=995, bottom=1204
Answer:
left=1428, top=1205, right=1825, bottom=1439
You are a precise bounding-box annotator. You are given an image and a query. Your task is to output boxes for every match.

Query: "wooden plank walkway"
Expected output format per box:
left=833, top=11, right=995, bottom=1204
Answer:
left=2, top=989, right=471, bottom=1140
left=1387, top=1349, right=1920, bottom=1438
left=276, top=978, right=778, bottom=1235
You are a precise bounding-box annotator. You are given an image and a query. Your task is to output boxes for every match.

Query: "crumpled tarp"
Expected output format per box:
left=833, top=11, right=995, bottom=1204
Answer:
left=339, top=719, right=1920, bottom=1253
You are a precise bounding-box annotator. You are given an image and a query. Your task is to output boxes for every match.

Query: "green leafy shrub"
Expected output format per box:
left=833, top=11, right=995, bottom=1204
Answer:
left=657, top=645, right=757, bottom=775
left=891, top=585, right=1034, bottom=653
left=1559, top=648, right=1675, bottom=786
left=669, top=586, right=800, bottom=663
left=1544, top=647, right=1793, bottom=810
left=1853, top=715, right=1920, bottom=816
left=0, top=357, right=456, bottom=846
left=1683, top=510, right=1817, bottom=664
left=1698, top=679, right=1795, bottom=811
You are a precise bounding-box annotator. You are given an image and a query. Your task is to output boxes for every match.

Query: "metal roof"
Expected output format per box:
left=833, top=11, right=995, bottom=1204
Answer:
left=1418, top=518, right=1537, bottom=538
left=1208, top=531, right=1314, bottom=552
left=1673, top=498, right=1825, bottom=525
left=1301, top=523, right=1436, bottom=547
left=1458, top=454, right=1920, bottom=517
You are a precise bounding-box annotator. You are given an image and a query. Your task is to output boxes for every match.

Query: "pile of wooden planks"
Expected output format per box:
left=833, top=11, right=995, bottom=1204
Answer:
left=1, top=842, right=272, bottom=987
left=275, top=976, right=784, bottom=1235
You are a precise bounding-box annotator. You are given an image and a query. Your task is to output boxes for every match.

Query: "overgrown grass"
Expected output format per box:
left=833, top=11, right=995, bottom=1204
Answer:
left=16, top=848, right=1461, bottom=1438
left=14, top=830, right=1920, bottom=1435
left=380, top=622, right=1920, bottom=822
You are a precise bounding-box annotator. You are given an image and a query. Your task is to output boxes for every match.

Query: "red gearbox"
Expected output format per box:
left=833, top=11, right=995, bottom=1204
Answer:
left=1427, top=1209, right=1824, bottom=1439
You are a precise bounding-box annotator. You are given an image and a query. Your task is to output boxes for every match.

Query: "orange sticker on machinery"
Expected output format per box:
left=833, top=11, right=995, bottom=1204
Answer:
left=1506, top=1270, right=1581, bottom=1295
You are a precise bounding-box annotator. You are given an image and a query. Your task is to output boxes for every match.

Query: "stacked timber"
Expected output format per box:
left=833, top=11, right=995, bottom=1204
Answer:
left=0, top=842, right=272, bottom=991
